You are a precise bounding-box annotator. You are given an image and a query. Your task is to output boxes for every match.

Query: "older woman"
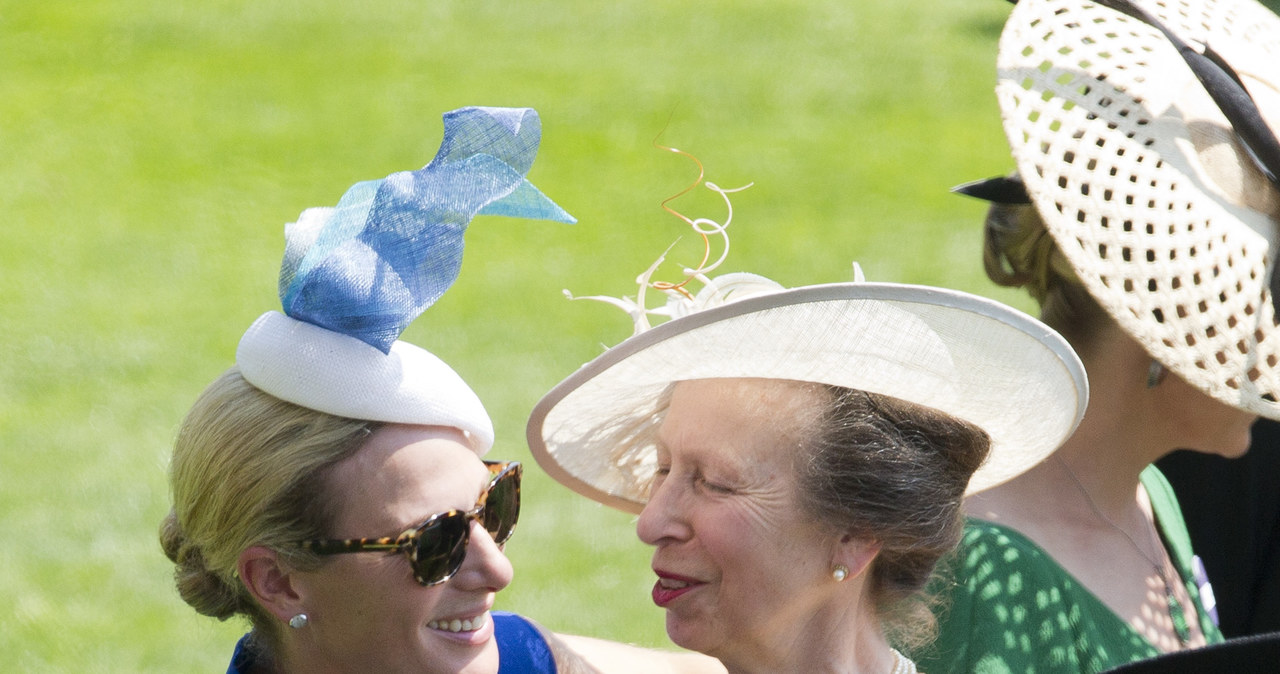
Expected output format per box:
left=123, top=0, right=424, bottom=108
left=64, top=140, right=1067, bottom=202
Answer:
left=160, top=106, right=721, bottom=674
left=911, top=0, right=1280, bottom=670
left=527, top=266, right=1090, bottom=673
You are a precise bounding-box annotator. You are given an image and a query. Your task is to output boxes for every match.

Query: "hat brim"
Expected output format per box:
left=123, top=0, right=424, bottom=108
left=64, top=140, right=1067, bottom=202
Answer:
left=527, top=283, right=1088, bottom=514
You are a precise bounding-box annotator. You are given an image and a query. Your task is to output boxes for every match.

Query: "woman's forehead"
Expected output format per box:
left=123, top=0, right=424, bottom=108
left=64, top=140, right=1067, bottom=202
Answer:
left=328, top=426, right=489, bottom=532
left=660, top=379, right=823, bottom=463
left=665, top=379, right=823, bottom=429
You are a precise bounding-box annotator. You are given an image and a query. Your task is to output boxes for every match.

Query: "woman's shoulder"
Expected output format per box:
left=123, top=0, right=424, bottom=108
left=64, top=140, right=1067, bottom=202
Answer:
left=225, top=634, right=257, bottom=674
left=954, top=517, right=1060, bottom=571
left=505, top=616, right=727, bottom=674
left=224, top=619, right=560, bottom=674
left=934, top=518, right=1087, bottom=620
left=915, top=520, right=1066, bottom=671
left=942, top=518, right=1105, bottom=617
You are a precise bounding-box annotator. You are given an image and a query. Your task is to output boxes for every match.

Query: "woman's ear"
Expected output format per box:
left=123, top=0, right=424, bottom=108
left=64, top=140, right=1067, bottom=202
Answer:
left=238, top=546, right=305, bottom=622
left=833, top=534, right=882, bottom=581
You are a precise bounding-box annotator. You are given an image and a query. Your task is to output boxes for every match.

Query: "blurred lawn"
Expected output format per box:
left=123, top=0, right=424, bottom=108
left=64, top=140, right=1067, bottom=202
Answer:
left=3, top=0, right=1066, bottom=670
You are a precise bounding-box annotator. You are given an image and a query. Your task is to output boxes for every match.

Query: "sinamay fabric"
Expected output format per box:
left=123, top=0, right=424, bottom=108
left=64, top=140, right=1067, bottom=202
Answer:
left=997, top=0, right=1280, bottom=417
left=236, top=106, right=574, bottom=451
left=277, top=107, right=572, bottom=353
left=529, top=283, right=1088, bottom=514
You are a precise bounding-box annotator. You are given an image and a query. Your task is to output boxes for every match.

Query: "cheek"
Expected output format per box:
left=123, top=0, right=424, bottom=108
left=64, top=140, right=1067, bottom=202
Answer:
left=312, top=556, right=441, bottom=634
left=707, top=510, right=820, bottom=584
left=364, top=563, right=445, bottom=622
left=701, top=519, right=833, bottom=643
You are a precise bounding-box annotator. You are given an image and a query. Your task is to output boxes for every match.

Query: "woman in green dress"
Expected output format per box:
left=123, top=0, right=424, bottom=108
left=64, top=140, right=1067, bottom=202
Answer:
left=916, top=0, right=1280, bottom=670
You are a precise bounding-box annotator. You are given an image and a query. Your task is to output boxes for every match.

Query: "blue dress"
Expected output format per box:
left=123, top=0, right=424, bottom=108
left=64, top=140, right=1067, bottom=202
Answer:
left=226, top=611, right=555, bottom=673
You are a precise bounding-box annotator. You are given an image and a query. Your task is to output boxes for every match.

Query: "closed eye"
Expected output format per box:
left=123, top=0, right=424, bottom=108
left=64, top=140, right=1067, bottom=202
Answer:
left=695, top=472, right=734, bottom=494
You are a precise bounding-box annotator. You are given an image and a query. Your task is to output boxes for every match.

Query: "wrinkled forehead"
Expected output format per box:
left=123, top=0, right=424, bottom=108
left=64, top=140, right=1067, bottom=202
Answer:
left=660, top=378, right=828, bottom=459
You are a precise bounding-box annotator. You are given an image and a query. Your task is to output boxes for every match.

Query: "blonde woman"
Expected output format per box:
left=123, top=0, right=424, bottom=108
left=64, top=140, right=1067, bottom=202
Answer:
left=160, top=106, right=720, bottom=674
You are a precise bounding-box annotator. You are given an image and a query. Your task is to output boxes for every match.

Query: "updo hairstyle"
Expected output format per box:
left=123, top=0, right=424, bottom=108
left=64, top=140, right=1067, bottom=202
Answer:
left=982, top=196, right=1109, bottom=354
left=794, top=385, right=991, bottom=650
left=159, top=368, right=378, bottom=649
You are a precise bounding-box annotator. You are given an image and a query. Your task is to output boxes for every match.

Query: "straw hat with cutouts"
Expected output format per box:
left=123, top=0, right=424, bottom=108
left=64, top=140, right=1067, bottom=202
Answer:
left=995, top=0, right=1280, bottom=416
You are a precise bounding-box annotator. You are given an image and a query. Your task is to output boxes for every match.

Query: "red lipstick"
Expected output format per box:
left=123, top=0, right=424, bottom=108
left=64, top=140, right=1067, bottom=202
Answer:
left=651, top=571, right=701, bottom=608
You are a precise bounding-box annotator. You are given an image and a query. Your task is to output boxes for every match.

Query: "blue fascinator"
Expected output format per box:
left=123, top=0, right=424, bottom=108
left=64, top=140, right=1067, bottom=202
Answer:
left=237, top=106, right=574, bottom=453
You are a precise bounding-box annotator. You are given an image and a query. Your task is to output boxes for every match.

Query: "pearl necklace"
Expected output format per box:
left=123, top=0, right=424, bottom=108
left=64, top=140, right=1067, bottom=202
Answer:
left=889, top=648, right=917, bottom=674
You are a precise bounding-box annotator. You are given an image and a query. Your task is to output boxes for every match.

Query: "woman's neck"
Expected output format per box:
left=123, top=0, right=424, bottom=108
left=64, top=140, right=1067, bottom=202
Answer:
left=1070, top=335, right=1179, bottom=483
left=968, top=327, right=1164, bottom=527
left=719, top=600, right=897, bottom=674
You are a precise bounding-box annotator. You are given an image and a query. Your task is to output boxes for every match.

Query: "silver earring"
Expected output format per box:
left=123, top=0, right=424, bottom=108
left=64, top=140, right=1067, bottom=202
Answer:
left=832, top=565, right=849, bottom=582
left=289, top=613, right=309, bottom=629
left=1146, top=360, right=1167, bottom=389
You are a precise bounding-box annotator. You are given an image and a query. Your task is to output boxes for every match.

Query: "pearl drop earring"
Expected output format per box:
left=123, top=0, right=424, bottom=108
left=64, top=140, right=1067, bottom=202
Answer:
left=289, top=613, right=309, bottom=629
left=832, top=565, right=849, bottom=582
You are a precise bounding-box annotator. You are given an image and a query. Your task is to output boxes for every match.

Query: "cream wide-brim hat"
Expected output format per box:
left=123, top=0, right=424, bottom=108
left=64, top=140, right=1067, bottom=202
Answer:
left=527, top=283, right=1089, bottom=514
left=997, top=0, right=1280, bottom=416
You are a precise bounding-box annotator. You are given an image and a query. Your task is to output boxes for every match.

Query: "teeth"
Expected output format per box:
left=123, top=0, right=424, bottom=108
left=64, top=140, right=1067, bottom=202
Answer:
left=429, top=613, right=486, bottom=633
left=659, top=578, right=690, bottom=590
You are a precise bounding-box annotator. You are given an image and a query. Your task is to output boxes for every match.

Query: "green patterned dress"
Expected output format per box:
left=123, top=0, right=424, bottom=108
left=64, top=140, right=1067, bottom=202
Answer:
left=912, top=467, right=1222, bottom=673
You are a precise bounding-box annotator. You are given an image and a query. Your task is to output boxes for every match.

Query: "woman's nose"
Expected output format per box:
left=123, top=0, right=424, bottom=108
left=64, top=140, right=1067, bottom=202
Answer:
left=452, top=520, right=514, bottom=591
left=636, top=473, right=690, bottom=546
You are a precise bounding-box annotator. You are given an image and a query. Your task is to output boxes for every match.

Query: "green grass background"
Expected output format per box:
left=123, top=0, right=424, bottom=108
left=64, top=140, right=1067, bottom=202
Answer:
left=11, top=0, right=1268, bottom=670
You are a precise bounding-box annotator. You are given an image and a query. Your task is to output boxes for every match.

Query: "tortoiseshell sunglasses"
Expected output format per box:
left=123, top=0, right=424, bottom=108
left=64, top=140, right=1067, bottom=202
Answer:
left=298, top=461, right=521, bottom=586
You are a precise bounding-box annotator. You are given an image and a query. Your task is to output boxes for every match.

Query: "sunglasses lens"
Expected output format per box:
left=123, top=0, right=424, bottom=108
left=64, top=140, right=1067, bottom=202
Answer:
left=404, top=463, right=521, bottom=585
left=411, top=513, right=469, bottom=585
left=484, top=465, right=521, bottom=545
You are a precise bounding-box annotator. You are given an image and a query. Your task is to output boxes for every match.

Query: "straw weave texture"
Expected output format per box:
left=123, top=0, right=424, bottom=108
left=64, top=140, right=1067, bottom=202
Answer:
left=997, top=0, right=1280, bottom=417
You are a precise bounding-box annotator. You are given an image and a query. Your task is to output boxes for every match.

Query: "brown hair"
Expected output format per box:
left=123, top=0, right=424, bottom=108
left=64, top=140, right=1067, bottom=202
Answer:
left=982, top=199, right=1109, bottom=354
left=794, top=386, right=991, bottom=650
left=159, top=368, right=379, bottom=651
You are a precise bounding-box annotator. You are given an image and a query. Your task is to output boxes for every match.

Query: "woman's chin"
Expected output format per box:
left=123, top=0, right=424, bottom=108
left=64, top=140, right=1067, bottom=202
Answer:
left=1212, top=421, right=1256, bottom=459
left=1187, top=434, right=1253, bottom=460
left=1217, top=440, right=1253, bottom=460
left=443, top=645, right=501, bottom=674
left=664, top=613, right=717, bottom=659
